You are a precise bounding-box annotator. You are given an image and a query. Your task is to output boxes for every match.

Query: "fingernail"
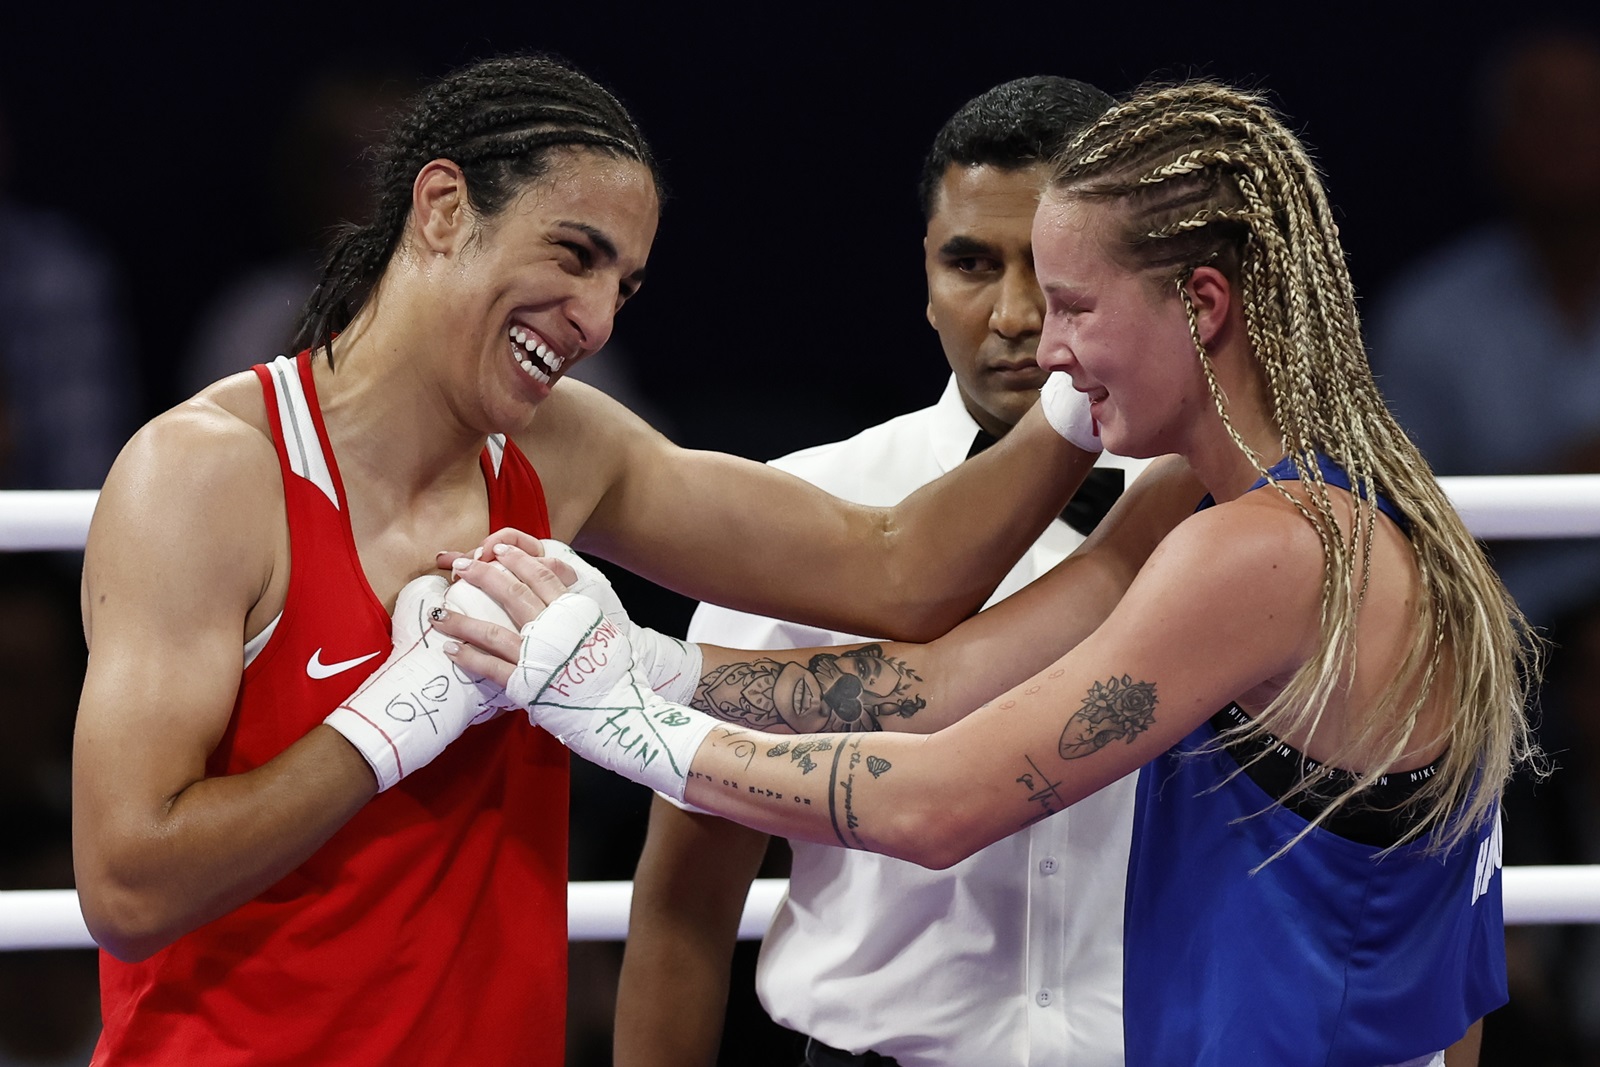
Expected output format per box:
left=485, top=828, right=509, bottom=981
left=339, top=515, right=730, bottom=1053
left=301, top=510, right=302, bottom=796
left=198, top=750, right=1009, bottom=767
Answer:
left=443, top=641, right=461, bottom=655
left=430, top=607, right=447, bottom=622
left=472, top=547, right=485, bottom=561
left=492, top=543, right=512, bottom=556
left=452, top=557, right=472, bottom=572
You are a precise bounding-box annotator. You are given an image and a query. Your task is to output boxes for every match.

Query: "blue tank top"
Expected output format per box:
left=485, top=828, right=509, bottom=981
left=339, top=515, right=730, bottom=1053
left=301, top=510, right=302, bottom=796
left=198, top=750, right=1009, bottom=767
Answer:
left=1121, top=454, right=1506, bottom=1065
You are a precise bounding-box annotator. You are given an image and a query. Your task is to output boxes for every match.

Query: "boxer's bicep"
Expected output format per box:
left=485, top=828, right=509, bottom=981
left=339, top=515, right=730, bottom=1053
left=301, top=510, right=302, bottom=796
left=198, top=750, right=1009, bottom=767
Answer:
left=75, top=409, right=278, bottom=872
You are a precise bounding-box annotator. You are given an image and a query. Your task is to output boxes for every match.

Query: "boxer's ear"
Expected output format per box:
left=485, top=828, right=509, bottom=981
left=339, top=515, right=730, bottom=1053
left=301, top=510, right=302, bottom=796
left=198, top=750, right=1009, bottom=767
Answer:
left=411, top=159, right=473, bottom=258
left=1182, top=265, right=1233, bottom=349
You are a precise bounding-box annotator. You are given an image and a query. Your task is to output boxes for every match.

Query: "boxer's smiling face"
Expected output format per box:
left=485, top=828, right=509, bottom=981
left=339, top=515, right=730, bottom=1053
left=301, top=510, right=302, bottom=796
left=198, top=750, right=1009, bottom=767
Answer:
left=435, top=149, right=658, bottom=430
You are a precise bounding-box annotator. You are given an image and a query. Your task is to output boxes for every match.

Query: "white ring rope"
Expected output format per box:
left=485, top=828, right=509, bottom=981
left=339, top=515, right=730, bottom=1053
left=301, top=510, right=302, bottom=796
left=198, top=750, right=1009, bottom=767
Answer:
left=4, top=477, right=1600, bottom=550
left=1440, top=475, right=1600, bottom=540
left=0, top=882, right=787, bottom=950
left=2, top=867, right=1593, bottom=952
left=3, top=477, right=1598, bottom=952
left=0, top=490, right=98, bottom=551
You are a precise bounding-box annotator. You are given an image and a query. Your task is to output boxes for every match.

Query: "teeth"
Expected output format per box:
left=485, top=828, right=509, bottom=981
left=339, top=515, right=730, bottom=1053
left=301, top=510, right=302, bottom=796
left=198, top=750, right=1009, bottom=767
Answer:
left=508, top=325, right=561, bottom=380
left=515, top=353, right=550, bottom=384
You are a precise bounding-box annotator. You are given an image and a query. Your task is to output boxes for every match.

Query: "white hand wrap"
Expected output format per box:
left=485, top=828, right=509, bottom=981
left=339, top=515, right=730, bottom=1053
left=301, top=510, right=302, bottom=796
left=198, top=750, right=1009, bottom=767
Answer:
left=508, top=592, right=716, bottom=802
left=538, top=539, right=704, bottom=705
left=1040, top=371, right=1102, bottom=452
left=441, top=577, right=522, bottom=723
left=324, top=575, right=515, bottom=792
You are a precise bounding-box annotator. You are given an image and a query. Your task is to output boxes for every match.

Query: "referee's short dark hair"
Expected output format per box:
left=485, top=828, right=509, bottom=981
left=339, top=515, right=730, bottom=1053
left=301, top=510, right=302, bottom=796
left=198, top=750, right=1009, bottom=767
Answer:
left=918, top=76, right=1113, bottom=220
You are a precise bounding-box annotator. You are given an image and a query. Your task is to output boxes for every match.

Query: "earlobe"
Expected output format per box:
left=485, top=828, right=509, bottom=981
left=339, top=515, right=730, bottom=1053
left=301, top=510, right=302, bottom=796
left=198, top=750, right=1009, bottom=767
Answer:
left=413, top=159, right=469, bottom=256
left=926, top=300, right=938, bottom=331
left=1184, top=265, right=1233, bottom=347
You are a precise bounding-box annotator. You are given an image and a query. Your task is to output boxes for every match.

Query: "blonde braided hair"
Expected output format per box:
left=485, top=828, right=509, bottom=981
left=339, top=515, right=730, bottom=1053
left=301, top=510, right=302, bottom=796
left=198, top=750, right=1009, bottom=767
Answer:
left=1052, top=80, right=1540, bottom=853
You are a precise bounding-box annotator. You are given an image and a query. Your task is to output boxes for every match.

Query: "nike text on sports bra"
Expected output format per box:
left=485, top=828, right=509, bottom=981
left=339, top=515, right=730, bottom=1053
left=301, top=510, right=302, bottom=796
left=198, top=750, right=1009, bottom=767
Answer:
left=1209, top=702, right=1444, bottom=848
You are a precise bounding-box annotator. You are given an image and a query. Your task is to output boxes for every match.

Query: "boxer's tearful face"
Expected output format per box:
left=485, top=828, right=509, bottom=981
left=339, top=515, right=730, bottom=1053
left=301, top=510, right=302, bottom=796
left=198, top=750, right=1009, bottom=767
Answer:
left=924, top=162, right=1052, bottom=439
left=1032, top=195, right=1199, bottom=460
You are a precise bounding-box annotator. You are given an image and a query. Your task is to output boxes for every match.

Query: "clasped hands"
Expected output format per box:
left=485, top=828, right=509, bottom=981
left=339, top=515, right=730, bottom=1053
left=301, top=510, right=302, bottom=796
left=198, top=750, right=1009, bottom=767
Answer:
left=323, top=528, right=710, bottom=798
left=429, top=532, right=715, bottom=800
left=429, top=531, right=692, bottom=702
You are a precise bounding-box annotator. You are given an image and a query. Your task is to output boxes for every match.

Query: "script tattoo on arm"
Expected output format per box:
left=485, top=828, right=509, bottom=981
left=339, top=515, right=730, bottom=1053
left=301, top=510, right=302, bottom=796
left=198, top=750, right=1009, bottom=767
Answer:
left=828, top=737, right=877, bottom=848
left=693, top=645, right=926, bottom=734
left=1014, top=754, right=1069, bottom=826
left=1058, top=675, right=1157, bottom=760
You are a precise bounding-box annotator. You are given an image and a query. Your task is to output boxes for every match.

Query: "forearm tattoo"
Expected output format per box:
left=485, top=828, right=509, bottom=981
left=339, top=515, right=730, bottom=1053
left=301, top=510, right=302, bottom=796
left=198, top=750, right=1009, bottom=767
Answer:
left=827, top=736, right=888, bottom=848
left=686, top=729, right=891, bottom=851
left=1014, top=674, right=1157, bottom=824
left=693, top=644, right=925, bottom=733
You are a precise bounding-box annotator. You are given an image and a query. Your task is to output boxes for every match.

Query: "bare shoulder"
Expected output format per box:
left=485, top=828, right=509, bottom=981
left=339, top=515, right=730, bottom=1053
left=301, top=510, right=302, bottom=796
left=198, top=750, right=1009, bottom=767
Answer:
left=1138, top=486, right=1327, bottom=608
left=1091, top=455, right=1205, bottom=544
left=517, top=376, right=666, bottom=459
left=85, top=375, right=283, bottom=634
left=1080, top=484, right=1331, bottom=696
left=99, top=375, right=278, bottom=525
left=1130, top=453, right=1201, bottom=493
left=1152, top=486, right=1324, bottom=579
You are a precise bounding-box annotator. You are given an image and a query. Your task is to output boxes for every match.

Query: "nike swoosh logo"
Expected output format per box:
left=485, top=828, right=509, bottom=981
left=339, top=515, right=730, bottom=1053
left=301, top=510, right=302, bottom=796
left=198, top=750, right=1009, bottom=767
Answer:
left=307, top=648, right=383, bottom=680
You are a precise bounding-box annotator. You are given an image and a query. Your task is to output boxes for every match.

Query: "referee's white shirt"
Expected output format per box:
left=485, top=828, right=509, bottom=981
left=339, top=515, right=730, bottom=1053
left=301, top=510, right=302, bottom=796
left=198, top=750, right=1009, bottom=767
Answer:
left=686, top=378, right=1147, bottom=1067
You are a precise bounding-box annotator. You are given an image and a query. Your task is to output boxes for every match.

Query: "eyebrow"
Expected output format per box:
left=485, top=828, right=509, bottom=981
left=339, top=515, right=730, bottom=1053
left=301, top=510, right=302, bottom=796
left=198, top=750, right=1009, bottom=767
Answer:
left=557, top=220, right=647, bottom=285
left=557, top=220, right=619, bottom=261
left=937, top=235, right=1001, bottom=258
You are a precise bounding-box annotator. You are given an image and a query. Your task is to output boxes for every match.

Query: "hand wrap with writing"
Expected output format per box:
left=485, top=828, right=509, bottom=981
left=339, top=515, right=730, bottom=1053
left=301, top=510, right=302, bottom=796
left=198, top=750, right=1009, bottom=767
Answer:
left=324, top=575, right=518, bottom=791
left=537, top=539, right=704, bottom=705
left=508, top=592, right=716, bottom=802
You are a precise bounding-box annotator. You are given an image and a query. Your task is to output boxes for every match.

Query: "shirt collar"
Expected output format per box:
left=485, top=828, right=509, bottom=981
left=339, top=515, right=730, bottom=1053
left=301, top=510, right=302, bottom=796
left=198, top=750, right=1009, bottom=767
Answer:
left=929, top=376, right=986, bottom=474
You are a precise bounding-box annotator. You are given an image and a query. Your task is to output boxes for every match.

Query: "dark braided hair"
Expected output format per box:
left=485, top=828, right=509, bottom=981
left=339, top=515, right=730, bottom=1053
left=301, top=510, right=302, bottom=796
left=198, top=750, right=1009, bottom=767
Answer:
left=292, top=53, right=660, bottom=361
left=916, top=76, right=1113, bottom=221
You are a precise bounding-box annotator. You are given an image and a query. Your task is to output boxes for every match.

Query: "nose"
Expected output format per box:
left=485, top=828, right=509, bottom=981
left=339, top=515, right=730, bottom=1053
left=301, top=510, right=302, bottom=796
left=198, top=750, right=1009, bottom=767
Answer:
left=990, top=266, right=1044, bottom=340
left=567, top=280, right=618, bottom=355
left=1036, top=316, right=1075, bottom=374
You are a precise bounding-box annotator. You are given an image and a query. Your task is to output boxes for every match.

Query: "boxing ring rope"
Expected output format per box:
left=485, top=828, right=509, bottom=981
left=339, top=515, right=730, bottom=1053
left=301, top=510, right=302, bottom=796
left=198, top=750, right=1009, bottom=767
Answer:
left=4, top=475, right=1600, bottom=950
left=2, top=490, right=98, bottom=552
left=2, top=864, right=1598, bottom=951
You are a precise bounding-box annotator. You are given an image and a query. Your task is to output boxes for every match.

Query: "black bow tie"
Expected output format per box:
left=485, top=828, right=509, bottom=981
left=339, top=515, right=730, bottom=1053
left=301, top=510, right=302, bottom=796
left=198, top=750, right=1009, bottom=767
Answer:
left=967, top=428, right=1125, bottom=537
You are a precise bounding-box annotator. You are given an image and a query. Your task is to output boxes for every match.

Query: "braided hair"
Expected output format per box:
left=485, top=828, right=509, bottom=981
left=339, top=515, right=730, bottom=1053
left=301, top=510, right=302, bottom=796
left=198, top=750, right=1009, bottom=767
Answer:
left=291, top=53, right=659, bottom=361
left=1050, top=81, right=1540, bottom=854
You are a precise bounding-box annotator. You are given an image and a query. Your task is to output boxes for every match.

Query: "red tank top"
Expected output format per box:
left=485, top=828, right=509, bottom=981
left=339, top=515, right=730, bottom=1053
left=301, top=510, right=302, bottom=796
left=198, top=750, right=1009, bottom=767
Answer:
left=94, top=353, right=571, bottom=1065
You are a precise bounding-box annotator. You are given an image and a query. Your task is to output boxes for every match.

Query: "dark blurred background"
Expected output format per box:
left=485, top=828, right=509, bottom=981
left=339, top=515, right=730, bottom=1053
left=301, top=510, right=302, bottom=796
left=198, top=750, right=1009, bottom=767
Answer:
left=0, top=2, right=1585, bottom=458
left=3, top=2, right=1600, bottom=1065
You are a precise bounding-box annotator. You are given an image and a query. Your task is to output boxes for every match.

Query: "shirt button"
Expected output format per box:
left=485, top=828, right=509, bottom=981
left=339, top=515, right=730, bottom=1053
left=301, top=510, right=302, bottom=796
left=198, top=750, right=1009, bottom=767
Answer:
left=1039, top=857, right=1059, bottom=875
left=1036, top=989, right=1053, bottom=1007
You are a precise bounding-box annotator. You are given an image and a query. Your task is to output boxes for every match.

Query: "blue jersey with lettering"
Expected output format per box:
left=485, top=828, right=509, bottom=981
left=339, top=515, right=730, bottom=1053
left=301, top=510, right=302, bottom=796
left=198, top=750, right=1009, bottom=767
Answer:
left=1121, top=455, right=1507, bottom=1065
